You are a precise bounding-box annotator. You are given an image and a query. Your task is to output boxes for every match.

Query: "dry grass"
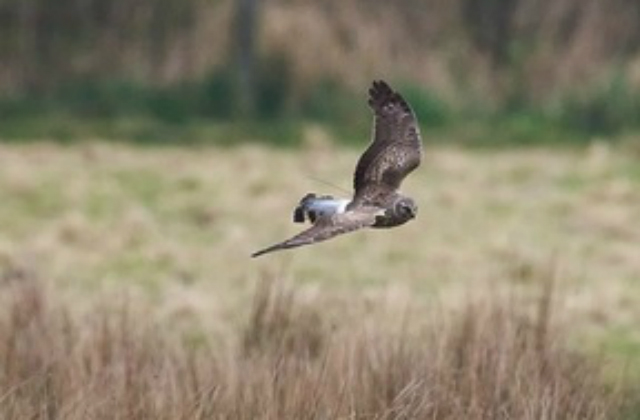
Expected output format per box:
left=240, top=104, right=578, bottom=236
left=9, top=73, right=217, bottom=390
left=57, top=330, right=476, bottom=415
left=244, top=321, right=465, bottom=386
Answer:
left=0, top=271, right=623, bottom=419
left=0, top=140, right=639, bottom=416
left=4, top=0, right=640, bottom=102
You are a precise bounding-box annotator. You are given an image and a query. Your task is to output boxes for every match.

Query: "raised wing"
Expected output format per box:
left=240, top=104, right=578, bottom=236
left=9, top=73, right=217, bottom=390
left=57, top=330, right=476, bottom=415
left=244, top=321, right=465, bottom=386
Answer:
left=251, top=209, right=379, bottom=258
left=353, top=80, right=422, bottom=199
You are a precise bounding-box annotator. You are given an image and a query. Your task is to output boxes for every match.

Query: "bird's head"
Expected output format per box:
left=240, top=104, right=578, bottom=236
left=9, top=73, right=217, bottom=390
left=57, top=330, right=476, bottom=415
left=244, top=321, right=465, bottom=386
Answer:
left=392, top=196, right=418, bottom=222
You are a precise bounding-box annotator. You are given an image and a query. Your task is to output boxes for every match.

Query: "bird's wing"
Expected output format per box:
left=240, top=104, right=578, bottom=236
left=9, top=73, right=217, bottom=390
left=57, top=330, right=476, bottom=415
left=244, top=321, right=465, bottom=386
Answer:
left=353, top=80, right=423, bottom=201
left=251, top=209, right=380, bottom=257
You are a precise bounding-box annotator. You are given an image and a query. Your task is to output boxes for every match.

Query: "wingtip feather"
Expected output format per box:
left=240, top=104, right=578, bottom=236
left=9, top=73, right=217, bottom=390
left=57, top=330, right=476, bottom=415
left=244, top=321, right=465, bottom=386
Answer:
left=251, top=243, right=285, bottom=258
left=368, top=79, right=396, bottom=108
left=368, top=79, right=412, bottom=116
left=251, top=249, right=269, bottom=258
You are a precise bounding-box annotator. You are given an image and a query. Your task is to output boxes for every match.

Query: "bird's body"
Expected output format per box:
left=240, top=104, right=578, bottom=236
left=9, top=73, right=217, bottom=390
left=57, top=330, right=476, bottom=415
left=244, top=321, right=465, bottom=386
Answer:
left=252, top=80, right=423, bottom=258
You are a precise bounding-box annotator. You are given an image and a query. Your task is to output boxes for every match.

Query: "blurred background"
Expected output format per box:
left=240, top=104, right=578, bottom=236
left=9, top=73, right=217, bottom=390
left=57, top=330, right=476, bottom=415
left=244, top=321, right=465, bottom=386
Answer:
left=2, top=0, right=640, bottom=144
left=1, top=1, right=640, bottom=417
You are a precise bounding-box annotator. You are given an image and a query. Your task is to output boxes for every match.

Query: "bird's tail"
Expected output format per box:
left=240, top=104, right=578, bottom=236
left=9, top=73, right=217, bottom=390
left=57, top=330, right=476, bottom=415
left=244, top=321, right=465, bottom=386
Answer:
left=293, top=193, right=324, bottom=223
left=293, top=193, right=317, bottom=223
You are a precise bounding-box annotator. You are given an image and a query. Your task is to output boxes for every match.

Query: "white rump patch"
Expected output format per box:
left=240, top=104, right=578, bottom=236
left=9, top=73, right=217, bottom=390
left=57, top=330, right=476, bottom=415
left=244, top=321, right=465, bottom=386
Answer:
left=306, top=197, right=350, bottom=216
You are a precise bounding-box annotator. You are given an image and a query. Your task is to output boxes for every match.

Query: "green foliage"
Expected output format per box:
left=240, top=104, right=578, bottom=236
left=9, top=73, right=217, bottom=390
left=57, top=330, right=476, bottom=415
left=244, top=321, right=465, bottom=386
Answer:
left=554, top=72, right=640, bottom=136
left=199, top=56, right=293, bottom=120
left=449, top=71, right=640, bottom=147
left=399, top=82, right=453, bottom=128
left=2, top=69, right=640, bottom=147
left=475, top=111, right=576, bottom=147
left=52, top=80, right=148, bottom=118
left=299, top=79, right=361, bottom=124
left=199, top=69, right=237, bottom=119
left=255, top=53, right=293, bottom=119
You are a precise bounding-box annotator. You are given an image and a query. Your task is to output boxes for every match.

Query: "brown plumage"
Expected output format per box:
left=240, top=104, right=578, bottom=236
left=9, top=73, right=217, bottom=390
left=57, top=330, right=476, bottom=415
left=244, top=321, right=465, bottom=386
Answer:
left=352, top=80, right=423, bottom=203
left=252, top=80, right=423, bottom=258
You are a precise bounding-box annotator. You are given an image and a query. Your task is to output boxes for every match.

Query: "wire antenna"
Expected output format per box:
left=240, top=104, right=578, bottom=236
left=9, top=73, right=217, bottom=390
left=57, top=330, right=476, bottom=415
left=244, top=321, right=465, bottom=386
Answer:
left=306, top=176, right=351, bottom=195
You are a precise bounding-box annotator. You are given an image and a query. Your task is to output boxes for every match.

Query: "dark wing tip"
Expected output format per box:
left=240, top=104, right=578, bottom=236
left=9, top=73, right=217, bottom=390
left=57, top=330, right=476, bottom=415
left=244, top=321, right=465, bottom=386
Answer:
left=371, top=79, right=391, bottom=91
left=293, top=205, right=305, bottom=223
left=250, top=248, right=265, bottom=258
left=367, top=80, right=410, bottom=115
left=368, top=80, right=392, bottom=106
left=251, top=245, right=281, bottom=258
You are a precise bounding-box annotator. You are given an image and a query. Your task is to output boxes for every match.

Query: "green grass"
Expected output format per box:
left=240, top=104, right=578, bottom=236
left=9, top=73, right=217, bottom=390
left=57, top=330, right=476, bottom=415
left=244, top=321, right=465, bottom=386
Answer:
left=2, top=76, right=640, bottom=147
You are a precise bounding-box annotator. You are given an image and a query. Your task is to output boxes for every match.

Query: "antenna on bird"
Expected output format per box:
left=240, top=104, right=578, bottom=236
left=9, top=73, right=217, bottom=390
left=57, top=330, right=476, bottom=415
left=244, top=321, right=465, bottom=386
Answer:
left=306, top=176, right=351, bottom=195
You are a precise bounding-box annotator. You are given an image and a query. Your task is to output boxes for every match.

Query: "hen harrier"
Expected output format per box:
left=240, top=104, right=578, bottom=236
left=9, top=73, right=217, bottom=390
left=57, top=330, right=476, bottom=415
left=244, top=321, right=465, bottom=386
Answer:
left=252, top=80, right=422, bottom=257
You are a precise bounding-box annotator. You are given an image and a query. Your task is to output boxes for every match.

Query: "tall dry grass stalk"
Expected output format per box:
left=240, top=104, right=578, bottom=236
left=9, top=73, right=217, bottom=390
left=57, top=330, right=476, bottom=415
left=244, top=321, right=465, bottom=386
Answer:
left=0, top=271, right=623, bottom=419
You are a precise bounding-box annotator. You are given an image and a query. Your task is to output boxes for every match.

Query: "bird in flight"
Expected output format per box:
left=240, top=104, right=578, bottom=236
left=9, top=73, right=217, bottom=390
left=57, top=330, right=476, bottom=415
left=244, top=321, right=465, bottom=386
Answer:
left=252, top=80, right=423, bottom=257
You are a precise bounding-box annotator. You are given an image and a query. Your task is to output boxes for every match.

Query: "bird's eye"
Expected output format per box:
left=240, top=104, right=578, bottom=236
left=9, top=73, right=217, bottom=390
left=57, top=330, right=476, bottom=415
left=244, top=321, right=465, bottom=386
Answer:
left=397, top=202, right=411, bottom=215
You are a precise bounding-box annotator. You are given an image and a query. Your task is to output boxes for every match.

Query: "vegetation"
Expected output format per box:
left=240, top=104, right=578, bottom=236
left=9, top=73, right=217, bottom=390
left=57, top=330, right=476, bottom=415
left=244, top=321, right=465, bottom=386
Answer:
left=2, top=0, right=640, bottom=144
left=2, top=1, right=640, bottom=416
left=0, top=137, right=639, bottom=417
left=0, top=271, right=632, bottom=419
left=2, top=76, right=640, bottom=146
left=1, top=141, right=639, bottom=356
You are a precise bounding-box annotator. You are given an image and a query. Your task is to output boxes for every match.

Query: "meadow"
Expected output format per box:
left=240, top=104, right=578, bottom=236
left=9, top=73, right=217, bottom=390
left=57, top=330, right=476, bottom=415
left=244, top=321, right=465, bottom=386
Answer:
left=1, top=137, right=640, bottom=418
left=3, top=0, right=640, bottom=416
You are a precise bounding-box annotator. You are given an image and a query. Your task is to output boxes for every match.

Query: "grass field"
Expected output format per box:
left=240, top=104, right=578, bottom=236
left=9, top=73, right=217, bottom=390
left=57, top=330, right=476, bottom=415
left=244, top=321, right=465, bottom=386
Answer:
left=1, top=139, right=640, bottom=417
